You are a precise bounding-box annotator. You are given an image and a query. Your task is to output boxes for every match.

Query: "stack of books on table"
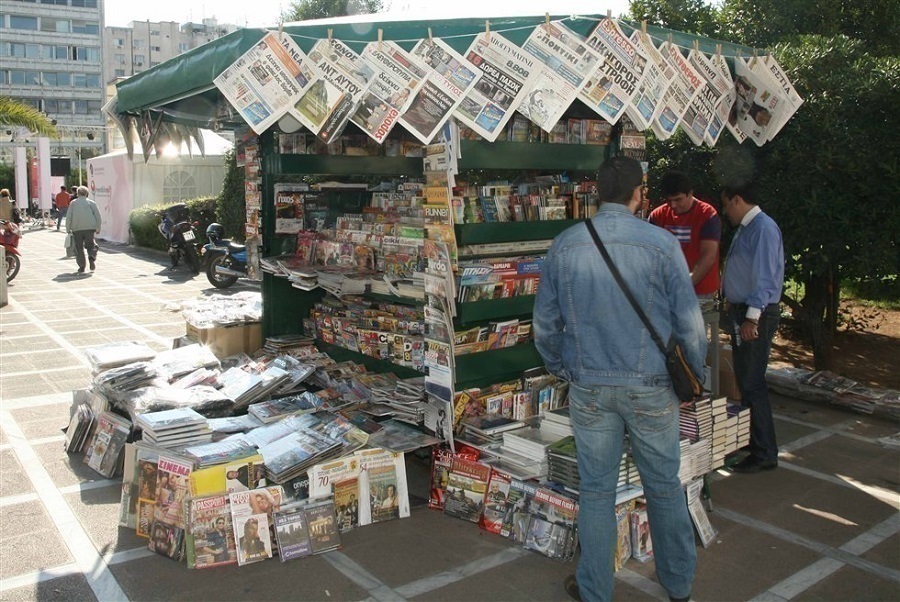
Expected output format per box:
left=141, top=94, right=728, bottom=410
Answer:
left=679, top=397, right=713, bottom=442
left=183, top=438, right=258, bottom=468
left=546, top=435, right=579, bottom=492
left=540, top=406, right=573, bottom=439
left=497, top=426, right=562, bottom=479
left=709, top=397, right=729, bottom=468
left=136, top=407, right=211, bottom=449
left=727, top=402, right=751, bottom=450
left=678, top=437, right=712, bottom=484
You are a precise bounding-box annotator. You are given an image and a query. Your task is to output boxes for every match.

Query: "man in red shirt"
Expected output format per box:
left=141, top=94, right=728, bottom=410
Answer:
left=55, top=185, right=71, bottom=231
left=649, top=171, right=721, bottom=298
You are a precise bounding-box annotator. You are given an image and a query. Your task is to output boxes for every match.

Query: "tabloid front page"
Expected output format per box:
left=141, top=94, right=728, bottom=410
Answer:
left=518, top=21, right=601, bottom=133
left=753, top=55, right=803, bottom=141
left=730, top=58, right=790, bottom=147
left=580, top=18, right=649, bottom=124
left=682, top=49, right=728, bottom=146
left=399, top=38, right=482, bottom=144
left=351, top=41, right=427, bottom=143
left=214, top=32, right=319, bottom=134
left=455, top=32, right=540, bottom=142
left=625, top=31, right=676, bottom=130
left=650, top=41, right=703, bottom=141
left=705, top=54, right=737, bottom=146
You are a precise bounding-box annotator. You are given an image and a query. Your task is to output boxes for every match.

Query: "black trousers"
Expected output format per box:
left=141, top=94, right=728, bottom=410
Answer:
left=73, top=230, right=97, bottom=270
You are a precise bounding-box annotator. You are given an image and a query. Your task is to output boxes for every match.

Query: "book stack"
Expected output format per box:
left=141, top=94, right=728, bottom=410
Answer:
left=463, top=414, right=527, bottom=439
left=84, top=411, right=133, bottom=478
left=540, top=406, right=573, bottom=439
left=546, top=435, right=579, bottom=493
left=617, top=448, right=641, bottom=489
left=678, top=437, right=713, bottom=484
left=709, top=397, right=729, bottom=468
left=183, top=438, right=258, bottom=468
left=679, top=397, right=713, bottom=442
left=84, top=341, right=156, bottom=373
left=499, top=426, right=561, bottom=478
left=136, top=407, right=211, bottom=449
left=64, top=401, right=97, bottom=453
left=726, top=403, right=751, bottom=451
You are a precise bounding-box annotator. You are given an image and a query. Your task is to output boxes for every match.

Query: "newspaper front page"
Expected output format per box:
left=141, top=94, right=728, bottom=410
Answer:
left=399, top=38, right=482, bottom=144
left=650, top=41, right=703, bottom=141
left=518, top=21, right=601, bottom=133
left=730, top=58, right=790, bottom=147
left=455, top=32, right=540, bottom=142
left=625, top=30, right=676, bottom=130
left=580, top=18, right=649, bottom=124
left=705, top=53, right=737, bottom=146
left=351, top=41, right=428, bottom=144
left=753, top=55, right=803, bottom=141
left=214, top=32, right=319, bottom=134
left=681, top=49, right=728, bottom=146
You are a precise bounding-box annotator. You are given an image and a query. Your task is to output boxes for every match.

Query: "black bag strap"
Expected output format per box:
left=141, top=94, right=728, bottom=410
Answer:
left=584, top=218, right=669, bottom=356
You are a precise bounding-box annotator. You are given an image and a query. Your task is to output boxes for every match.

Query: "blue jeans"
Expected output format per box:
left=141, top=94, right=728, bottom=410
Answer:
left=56, top=206, right=67, bottom=229
left=730, top=304, right=780, bottom=463
left=568, top=382, right=696, bottom=601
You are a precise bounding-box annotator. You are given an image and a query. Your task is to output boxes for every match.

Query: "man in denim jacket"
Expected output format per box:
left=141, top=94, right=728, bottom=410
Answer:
left=534, top=156, right=706, bottom=602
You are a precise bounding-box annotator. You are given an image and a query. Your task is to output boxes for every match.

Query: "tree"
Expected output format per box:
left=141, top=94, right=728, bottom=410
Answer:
left=216, top=149, right=246, bottom=242
left=629, top=0, right=718, bottom=37
left=0, top=96, right=57, bottom=136
left=283, top=0, right=384, bottom=22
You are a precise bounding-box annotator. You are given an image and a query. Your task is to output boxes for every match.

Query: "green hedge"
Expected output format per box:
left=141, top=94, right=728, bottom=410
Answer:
left=129, top=197, right=217, bottom=252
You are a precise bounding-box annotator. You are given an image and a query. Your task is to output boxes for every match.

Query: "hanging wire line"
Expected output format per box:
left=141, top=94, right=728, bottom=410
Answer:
left=275, top=15, right=763, bottom=59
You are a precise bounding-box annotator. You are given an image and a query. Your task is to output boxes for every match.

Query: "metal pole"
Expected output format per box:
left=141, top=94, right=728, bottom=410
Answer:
left=77, top=147, right=82, bottom=186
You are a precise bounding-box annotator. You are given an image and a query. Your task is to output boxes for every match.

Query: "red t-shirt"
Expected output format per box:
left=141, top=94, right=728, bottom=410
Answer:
left=649, top=198, right=721, bottom=295
left=56, top=191, right=71, bottom=209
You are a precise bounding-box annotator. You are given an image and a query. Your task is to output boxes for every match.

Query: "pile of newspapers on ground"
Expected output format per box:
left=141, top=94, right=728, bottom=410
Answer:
left=767, top=367, right=900, bottom=421
left=171, top=290, right=264, bottom=330
left=63, top=335, right=445, bottom=568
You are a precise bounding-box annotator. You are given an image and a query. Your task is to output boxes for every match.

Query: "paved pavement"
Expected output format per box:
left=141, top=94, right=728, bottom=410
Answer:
left=1, top=228, right=898, bottom=601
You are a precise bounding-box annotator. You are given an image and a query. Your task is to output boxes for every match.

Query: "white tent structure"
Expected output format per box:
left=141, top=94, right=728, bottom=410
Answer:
left=86, top=129, right=233, bottom=243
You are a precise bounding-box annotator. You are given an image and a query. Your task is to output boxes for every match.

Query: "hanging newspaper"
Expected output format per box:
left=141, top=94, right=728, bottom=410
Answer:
left=625, top=30, right=676, bottom=131
left=705, top=53, right=737, bottom=146
left=214, top=32, right=319, bottom=135
left=729, top=58, right=790, bottom=147
left=753, top=55, right=803, bottom=141
left=455, top=32, right=540, bottom=142
left=290, top=38, right=374, bottom=143
left=399, top=38, right=482, bottom=145
left=518, top=21, right=601, bottom=133
left=681, top=49, right=728, bottom=146
left=350, top=41, right=427, bottom=144
left=651, top=41, right=703, bottom=141
left=580, top=18, right=649, bottom=124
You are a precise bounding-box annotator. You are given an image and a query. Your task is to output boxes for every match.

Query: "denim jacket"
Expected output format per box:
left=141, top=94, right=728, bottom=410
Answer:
left=534, top=203, right=707, bottom=387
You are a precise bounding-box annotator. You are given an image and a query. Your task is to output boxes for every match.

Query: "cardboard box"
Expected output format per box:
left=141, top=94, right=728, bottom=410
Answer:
left=185, top=321, right=263, bottom=359
left=719, top=343, right=741, bottom=401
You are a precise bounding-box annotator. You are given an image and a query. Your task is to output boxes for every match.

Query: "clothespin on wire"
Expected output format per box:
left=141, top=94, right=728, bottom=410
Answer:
left=378, top=29, right=383, bottom=51
left=485, top=20, right=490, bottom=43
left=751, top=48, right=758, bottom=68
left=606, top=9, right=612, bottom=20
left=545, top=12, right=550, bottom=29
left=327, top=29, right=333, bottom=43
left=641, top=20, right=648, bottom=42
left=277, top=20, right=284, bottom=42
left=428, top=27, right=433, bottom=43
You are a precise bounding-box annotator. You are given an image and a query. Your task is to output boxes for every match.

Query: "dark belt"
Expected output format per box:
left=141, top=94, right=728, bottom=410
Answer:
left=727, top=302, right=780, bottom=314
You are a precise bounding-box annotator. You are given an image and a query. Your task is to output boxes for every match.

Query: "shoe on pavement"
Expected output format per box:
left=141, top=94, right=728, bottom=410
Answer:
left=731, top=455, right=777, bottom=474
left=89, top=258, right=96, bottom=271
left=669, top=594, right=692, bottom=602
left=76, top=268, right=85, bottom=274
left=564, top=574, right=582, bottom=602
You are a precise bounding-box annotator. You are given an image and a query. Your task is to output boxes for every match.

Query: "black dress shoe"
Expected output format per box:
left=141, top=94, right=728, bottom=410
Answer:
left=670, top=594, right=692, bottom=602
left=731, top=456, right=778, bottom=474
left=564, top=574, right=582, bottom=602
left=89, top=258, right=96, bottom=271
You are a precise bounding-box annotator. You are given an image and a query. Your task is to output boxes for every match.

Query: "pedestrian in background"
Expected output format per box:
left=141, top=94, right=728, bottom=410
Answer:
left=534, top=155, right=705, bottom=602
left=721, top=181, right=784, bottom=473
left=65, top=185, right=101, bottom=274
left=55, top=185, right=71, bottom=231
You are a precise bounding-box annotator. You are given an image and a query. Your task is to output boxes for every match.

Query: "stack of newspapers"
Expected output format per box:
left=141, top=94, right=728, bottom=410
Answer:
left=136, top=407, right=211, bottom=449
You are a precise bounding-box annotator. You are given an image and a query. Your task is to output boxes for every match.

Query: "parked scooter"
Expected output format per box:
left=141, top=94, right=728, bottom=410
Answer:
left=203, top=223, right=248, bottom=289
left=0, top=219, right=22, bottom=282
left=158, top=204, right=200, bottom=274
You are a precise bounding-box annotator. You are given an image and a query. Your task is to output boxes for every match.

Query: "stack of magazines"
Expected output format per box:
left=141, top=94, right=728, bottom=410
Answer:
left=94, top=361, right=158, bottom=394
left=217, top=365, right=292, bottom=411
left=539, top=406, right=573, bottom=439
left=64, top=402, right=97, bottom=453
left=84, top=411, right=133, bottom=478
left=315, top=267, right=372, bottom=297
left=183, top=438, right=258, bottom=468
left=136, top=407, right=211, bottom=449
left=84, top=341, right=156, bottom=373
left=247, top=392, right=326, bottom=424
left=259, top=429, right=343, bottom=483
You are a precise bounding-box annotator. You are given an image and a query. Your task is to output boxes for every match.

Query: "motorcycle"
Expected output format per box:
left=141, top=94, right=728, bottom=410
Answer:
left=203, top=222, right=249, bottom=289
left=158, top=203, right=201, bottom=274
left=0, top=218, right=22, bottom=282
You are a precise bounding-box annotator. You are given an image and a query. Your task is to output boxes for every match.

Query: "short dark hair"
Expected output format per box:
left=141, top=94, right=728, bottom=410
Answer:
left=721, top=181, right=758, bottom=205
left=596, top=156, right=643, bottom=205
left=660, top=171, right=693, bottom=197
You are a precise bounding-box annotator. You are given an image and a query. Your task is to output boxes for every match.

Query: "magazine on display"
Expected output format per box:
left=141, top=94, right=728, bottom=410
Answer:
left=518, top=21, right=601, bottom=132
left=479, top=469, right=512, bottom=534
left=119, top=442, right=161, bottom=529
left=305, top=498, right=342, bottom=554
left=580, top=18, right=649, bottom=124
left=229, top=486, right=283, bottom=566
left=154, top=454, right=193, bottom=529
left=213, top=32, right=320, bottom=134
left=184, top=494, right=237, bottom=569
left=291, top=38, right=373, bottom=143
left=651, top=41, right=703, bottom=141
left=442, top=456, right=491, bottom=523
left=273, top=502, right=313, bottom=561
left=85, top=411, right=131, bottom=478
left=522, top=486, right=579, bottom=560
left=455, top=32, right=540, bottom=142
left=686, top=477, right=717, bottom=547
left=400, top=38, right=483, bottom=145
left=333, top=476, right=360, bottom=532
left=148, top=519, right=185, bottom=560
left=351, top=40, right=428, bottom=143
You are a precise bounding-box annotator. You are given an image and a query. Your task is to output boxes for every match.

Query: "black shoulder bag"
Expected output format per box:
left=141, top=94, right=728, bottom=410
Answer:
left=584, top=219, right=703, bottom=402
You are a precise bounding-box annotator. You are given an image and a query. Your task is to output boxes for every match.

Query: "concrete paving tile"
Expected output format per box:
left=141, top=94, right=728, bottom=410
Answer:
left=794, top=563, right=899, bottom=601
left=11, top=402, right=71, bottom=439
left=64, top=484, right=146, bottom=556
left=774, top=416, right=820, bottom=447
left=1, top=379, right=56, bottom=399
left=0, top=425, right=8, bottom=444
left=860, top=532, right=899, bottom=569
left=1, top=573, right=98, bottom=602
left=771, top=392, right=860, bottom=428
left=0, top=448, right=34, bottom=497
left=0, top=335, right=59, bottom=353
left=411, top=549, right=585, bottom=602
left=709, top=470, right=896, bottom=549
left=0, top=500, right=74, bottom=579
left=838, top=416, right=900, bottom=440
left=0, top=354, right=45, bottom=373
left=786, top=436, right=899, bottom=492
left=0, top=323, right=45, bottom=337
left=689, top=515, right=822, bottom=600
left=110, top=549, right=369, bottom=601
left=340, top=508, right=515, bottom=589
left=32, top=440, right=107, bottom=488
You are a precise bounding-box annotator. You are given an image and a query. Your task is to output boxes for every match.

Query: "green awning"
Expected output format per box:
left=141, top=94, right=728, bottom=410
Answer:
left=114, top=13, right=756, bottom=129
